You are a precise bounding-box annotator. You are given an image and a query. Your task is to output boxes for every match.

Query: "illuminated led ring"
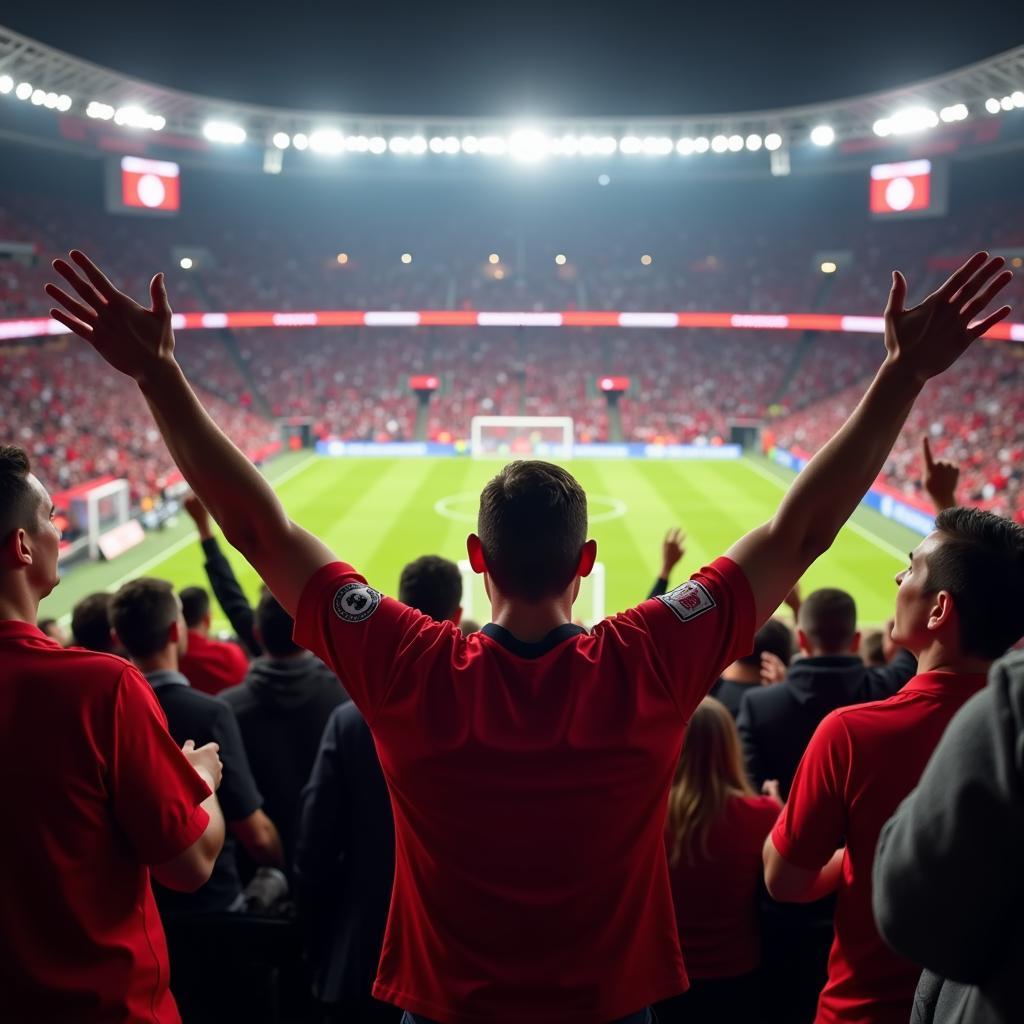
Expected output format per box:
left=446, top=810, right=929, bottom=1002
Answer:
left=434, top=492, right=626, bottom=525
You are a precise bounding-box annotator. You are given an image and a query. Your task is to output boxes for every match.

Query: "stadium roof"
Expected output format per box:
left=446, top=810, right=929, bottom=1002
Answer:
left=1, top=23, right=1023, bottom=174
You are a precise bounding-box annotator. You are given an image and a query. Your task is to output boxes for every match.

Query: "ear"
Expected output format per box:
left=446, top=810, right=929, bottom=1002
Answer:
left=850, top=631, right=861, bottom=654
left=928, top=591, right=956, bottom=633
left=576, top=539, right=598, bottom=579
left=3, top=528, right=34, bottom=570
left=467, top=533, right=487, bottom=575
left=796, top=628, right=812, bottom=656
left=452, top=606, right=463, bottom=626
left=168, top=618, right=181, bottom=647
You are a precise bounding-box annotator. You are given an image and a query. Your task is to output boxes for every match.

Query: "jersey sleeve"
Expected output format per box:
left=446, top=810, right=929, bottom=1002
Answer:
left=109, top=666, right=212, bottom=866
left=294, top=561, right=450, bottom=725
left=771, top=710, right=851, bottom=869
left=613, top=556, right=757, bottom=718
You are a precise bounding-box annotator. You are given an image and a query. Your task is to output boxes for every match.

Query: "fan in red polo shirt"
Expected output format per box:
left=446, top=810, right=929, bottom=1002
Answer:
left=178, top=585, right=250, bottom=695
left=765, top=508, right=1024, bottom=1024
left=0, top=445, right=227, bottom=1023
left=47, top=249, right=1012, bottom=1022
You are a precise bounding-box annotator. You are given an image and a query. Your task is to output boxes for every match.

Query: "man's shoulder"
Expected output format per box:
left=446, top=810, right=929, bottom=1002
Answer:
left=30, top=643, right=137, bottom=689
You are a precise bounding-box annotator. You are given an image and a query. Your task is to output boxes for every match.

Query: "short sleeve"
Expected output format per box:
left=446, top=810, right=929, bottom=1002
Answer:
left=612, top=556, right=756, bottom=717
left=209, top=701, right=262, bottom=822
left=110, top=667, right=211, bottom=866
left=771, top=710, right=850, bottom=869
left=294, top=561, right=451, bottom=724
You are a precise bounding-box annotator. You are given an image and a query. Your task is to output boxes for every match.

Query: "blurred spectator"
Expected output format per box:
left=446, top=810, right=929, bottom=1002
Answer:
left=179, top=584, right=250, bottom=696
left=36, top=615, right=67, bottom=645
left=860, top=630, right=887, bottom=667
left=711, top=618, right=794, bottom=718
left=71, top=591, right=118, bottom=654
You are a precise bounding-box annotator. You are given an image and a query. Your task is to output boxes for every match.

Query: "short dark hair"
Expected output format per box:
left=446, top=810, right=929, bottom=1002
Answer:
left=925, top=508, right=1024, bottom=659
left=110, top=578, right=180, bottom=658
left=799, top=588, right=858, bottom=655
left=256, top=591, right=300, bottom=657
left=477, top=461, right=588, bottom=601
left=737, top=618, right=794, bottom=668
left=861, top=630, right=886, bottom=667
left=71, top=592, right=115, bottom=653
left=399, top=555, right=463, bottom=621
left=0, top=445, right=39, bottom=541
left=180, top=586, right=210, bottom=628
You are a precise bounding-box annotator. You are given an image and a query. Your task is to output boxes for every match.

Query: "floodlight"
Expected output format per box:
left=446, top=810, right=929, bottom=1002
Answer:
left=1001, top=96, right=1014, bottom=111
left=559, top=134, right=580, bottom=156
left=203, top=121, right=247, bottom=144
left=488, top=253, right=500, bottom=264
left=408, top=136, right=427, bottom=154
left=461, top=135, right=480, bottom=154
left=56, top=94, right=72, bottom=112
left=443, top=135, right=460, bottom=153
left=43, top=92, right=59, bottom=109
left=642, top=135, right=673, bottom=155
left=620, top=136, right=642, bottom=154
left=676, top=137, right=694, bottom=155
left=764, top=133, right=783, bottom=151
left=401, top=252, right=413, bottom=264
left=509, top=128, right=549, bottom=162
left=346, top=135, right=370, bottom=152
left=429, top=136, right=445, bottom=153
left=310, top=129, right=345, bottom=154
left=886, top=107, right=939, bottom=134
left=640, top=254, right=653, bottom=266
left=0, top=75, right=12, bottom=94
left=820, top=261, right=837, bottom=274
left=596, top=135, right=617, bottom=155
left=727, top=134, right=744, bottom=152
left=1014, top=91, right=1024, bottom=108
left=15, top=82, right=32, bottom=100
left=368, top=136, right=387, bottom=154
left=389, top=136, right=410, bottom=154
left=693, top=136, right=710, bottom=153
left=31, top=89, right=46, bottom=105
left=939, top=104, right=968, bottom=123
left=292, top=133, right=309, bottom=150
left=873, top=118, right=892, bottom=136
left=711, top=135, right=728, bottom=152
left=87, top=101, right=114, bottom=120
left=179, top=257, right=194, bottom=270
left=985, top=97, right=1001, bottom=114
left=810, top=124, right=834, bottom=146
left=272, top=132, right=290, bottom=149
left=114, top=106, right=163, bottom=130
left=745, top=134, right=762, bottom=151
left=479, top=135, right=507, bottom=155
left=555, top=254, right=567, bottom=265
left=336, top=253, right=349, bottom=264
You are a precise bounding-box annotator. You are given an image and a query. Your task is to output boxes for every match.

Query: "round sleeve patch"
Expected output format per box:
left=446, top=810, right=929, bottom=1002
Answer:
left=332, top=582, right=382, bottom=623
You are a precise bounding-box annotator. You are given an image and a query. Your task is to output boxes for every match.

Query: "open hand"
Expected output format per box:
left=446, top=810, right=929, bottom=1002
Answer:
left=884, top=252, right=1011, bottom=385
left=46, top=250, right=175, bottom=382
left=182, top=739, right=222, bottom=792
left=760, top=651, right=788, bottom=685
left=921, top=436, right=959, bottom=512
left=661, top=527, right=686, bottom=577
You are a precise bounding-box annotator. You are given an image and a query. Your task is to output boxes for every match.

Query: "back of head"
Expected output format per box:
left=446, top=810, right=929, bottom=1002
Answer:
left=798, top=588, right=858, bottom=655
left=737, top=617, right=793, bottom=669
left=71, top=593, right=116, bottom=653
left=179, top=586, right=210, bottom=629
left=928, top=508, right=1024, bottom=659
left=478, top=460, right=587, bottom=601
left=256, top=591, right=301, bottom=657
left=399, top=555, right=462, bottom=621
left=668, top=697, right=753, bottom=866
left=861, top=630, right=886, bottom=667
left=110, top=578, right=179, bottom=659
left=0, top=445, right=37, bottom=545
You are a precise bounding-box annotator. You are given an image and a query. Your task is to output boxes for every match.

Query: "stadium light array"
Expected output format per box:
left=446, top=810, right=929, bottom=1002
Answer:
left=509, top=128, right=548, bottom=161
left=694, top=136, right=710, bottom=153
left=745, top=134, right=763, bottom=151
left=292, top=132, right=309, bottom=150
left=728, top=134, right=744, bottom=152
left=15, top=81, right=32, bottom=100
left=310, top=129, right=345, bottom=154
left=0, top=75, right=11, bottom=94
left=810, top=124, right=835, bottom=146
left=203, top=120, right=247, bottom=144
left=764, top=133, right=783, bottom=151
left=711, top=134, right=729, bottom=153
left=368, top=136, right=387, bottom=154
left=873, top=106, right=939, bottom=138
left=620, top=136, right=642, bottom=154
left=985, top=97, right=1002, bottom=114
left=113, top=106, right=164, bottom=131
left=939, top=103, right=969, bottom=123
left=272, top=131, right=290, bottom=149
left=87, top=101, right=115, bottom=120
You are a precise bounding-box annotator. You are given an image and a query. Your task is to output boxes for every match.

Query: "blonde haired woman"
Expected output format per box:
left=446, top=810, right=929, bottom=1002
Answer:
left=656, top=697, right=782, bottom=1024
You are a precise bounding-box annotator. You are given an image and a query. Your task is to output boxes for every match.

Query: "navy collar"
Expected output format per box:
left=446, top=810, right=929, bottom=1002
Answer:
left=145, top=669, right=191, bottom=689
left=481, top=622, right=586, bottom=659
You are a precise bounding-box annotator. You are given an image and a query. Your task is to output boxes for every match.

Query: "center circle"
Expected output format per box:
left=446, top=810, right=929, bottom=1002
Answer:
left=434, top=492, right=627, bottom=525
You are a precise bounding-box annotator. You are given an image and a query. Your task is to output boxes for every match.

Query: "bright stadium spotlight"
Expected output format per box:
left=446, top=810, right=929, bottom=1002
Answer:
left=620, top=135, right=642, bottom=154
left=292, top=132, right=309, bottom=150
left=711, top=134, right=729, bottom=152
left=429, top=136, right=445, bottom=153
left=727, top=134, right=744, bottom=151
left=345, top=135, right=370, bottom=152
left=887, top=107, right=939, bottom=134
left=179, top=257, right=193, bottom=270
left=642, top=135, right=673, bottom=155
left=310, top=128, right=345, bottom=154
left=596, top=135, right=617, bottom=155
left=114, top=106, right=163, bottom=131
left=479, top=135, right=507, bottom=155
left=86, top=101, right=114, bottom=119
left=694, top=136, right=710, bottom=153
left=389, top=135, right=411, bottom=154
left=640, top=254, right=653, bottom=266
left=509, top=128, right=549, bottom=161
left=745, top=133, right=762, bottom=151
left=488, top=253, right=500, bottom=264
left=443, top=135, right=460, bottom=153
left=0, top=75, right=12, bottom=94
left=336, top=252, right=349, bottom=264
left=1001, top=96, right=1014, bottom=111
left=558, top=134, right=580, bottom=155
left=203, top=120, right=247, bottom=144
left=368, top=136, right=387, bottom=153
left=1014, top=91, right=1024, bottom=108
left=56, top=94, right=72, bottom=112
left=401, top=252, right=413, bottom=264
left=31, top=89, right=46, bottom=105
left=873, top=117, right=892, bottom=136
left=15, top=82, right=32, bottom=100
left=409, top=135, right=427, bottom=154
left=820, top=260, right=837, bottom=274
left=810, top=124, right=835, bottom=146
left=985, top=97, right=1002, bottom=114
left=555, top=253, right=567, bottom=265
left=764, top=132, right=783, bottom=151
left=461, top=135, right=480, bottom=153
left=43, top=92, right=59, bottom=109
left=939, top=103, right=968, bottom=123
left=272, top=131, right=291, bottom=149
left=676, top=137, right=695, bottom=155
left=578, top=134, right=599, bottom=155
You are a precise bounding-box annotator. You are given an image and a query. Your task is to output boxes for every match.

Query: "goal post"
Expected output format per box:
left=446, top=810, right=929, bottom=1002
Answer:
left=470, top=415, right=574, bottom=459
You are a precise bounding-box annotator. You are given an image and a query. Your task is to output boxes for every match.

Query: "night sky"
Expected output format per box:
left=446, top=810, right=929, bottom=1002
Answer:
left=6, top=3, right=1023, bottom=117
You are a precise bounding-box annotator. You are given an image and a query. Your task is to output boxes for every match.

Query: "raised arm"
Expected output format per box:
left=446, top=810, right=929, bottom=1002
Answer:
left=46, top=252, right=335, bottom=614
left=727, top=254, right=1011, bottom=624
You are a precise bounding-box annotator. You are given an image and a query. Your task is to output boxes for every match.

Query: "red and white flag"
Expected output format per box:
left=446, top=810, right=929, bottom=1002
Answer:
left=121, top=156, right=180, bottom=211
left=870, top=160, right=931, bottom=215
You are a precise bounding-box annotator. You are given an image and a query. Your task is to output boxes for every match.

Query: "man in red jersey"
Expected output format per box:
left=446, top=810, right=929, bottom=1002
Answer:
left=179, top=584, right=250, bottom=694
left=0, top=444, right=226, bottom=1023
left=46, top=249, right=1010, bottom=1023
left=764, top=507, right=1024, bottom=1024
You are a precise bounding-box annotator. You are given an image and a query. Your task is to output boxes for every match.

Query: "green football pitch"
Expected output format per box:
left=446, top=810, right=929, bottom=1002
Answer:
left=39, top=452, right=920, bottom=630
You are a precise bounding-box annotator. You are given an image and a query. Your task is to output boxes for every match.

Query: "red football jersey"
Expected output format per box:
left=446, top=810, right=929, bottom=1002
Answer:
left=772, top=671, right=988, bottom=1024
left=295, top=556, right=755, bottom=1023
left=0, top=621, right=211, bottom=1023
left=180, top=630, right=250, bottom=696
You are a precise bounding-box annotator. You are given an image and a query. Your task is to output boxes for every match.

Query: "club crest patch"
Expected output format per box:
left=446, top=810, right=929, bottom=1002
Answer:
left=332, top=582, right=382, bottom=623
left=657, top=579, right=716, bottom=623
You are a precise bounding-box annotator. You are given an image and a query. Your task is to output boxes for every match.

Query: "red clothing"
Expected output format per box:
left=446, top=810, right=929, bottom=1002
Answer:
left=772, top=671, right=988, bottom=1024
left=295, top=557, right=756, bottom=1024
left=666, top=794, right=781, bottom=979
left=0, top=620, right=211, bottom=1023
left=180, top=629, right=249, bottom=696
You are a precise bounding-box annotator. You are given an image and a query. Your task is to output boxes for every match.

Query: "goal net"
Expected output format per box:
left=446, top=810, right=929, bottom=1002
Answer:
left=470, top=415, right=574, bottom=459
left=458, top=559, right=606, bottom=628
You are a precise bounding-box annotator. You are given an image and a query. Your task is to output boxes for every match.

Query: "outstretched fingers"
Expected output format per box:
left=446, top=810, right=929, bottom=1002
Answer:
left=960, top=269, right=1013, bottom=323
left=53, top=258, right=105, bottom=308
left=884, top=270, right=908, bottom=317
left=44, top=283, right=97, bottom=325
left=70, top=250, right=119, bottom=301
left=49, top=307, right=94, bottom=340
left=935, top=251, right=989, bottom=302
left=967, top=304, right=1011, bottom=341
left=950, top=255, right=1006, bottom=309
